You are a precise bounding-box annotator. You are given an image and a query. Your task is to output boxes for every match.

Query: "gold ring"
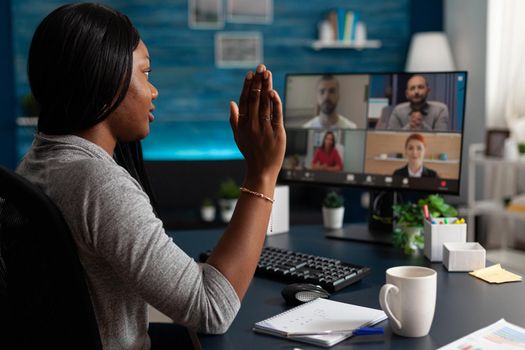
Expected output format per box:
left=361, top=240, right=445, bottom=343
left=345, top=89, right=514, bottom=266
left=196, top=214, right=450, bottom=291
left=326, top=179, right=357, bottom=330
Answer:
left=261, top=115, right=271, bottom=121
left=251, top=88, right=261, bottom=93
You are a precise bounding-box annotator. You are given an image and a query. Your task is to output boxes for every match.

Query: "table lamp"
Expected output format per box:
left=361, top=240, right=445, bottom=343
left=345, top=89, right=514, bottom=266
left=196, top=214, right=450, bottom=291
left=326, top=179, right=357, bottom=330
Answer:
left=405, top=32, right=455, bottom=72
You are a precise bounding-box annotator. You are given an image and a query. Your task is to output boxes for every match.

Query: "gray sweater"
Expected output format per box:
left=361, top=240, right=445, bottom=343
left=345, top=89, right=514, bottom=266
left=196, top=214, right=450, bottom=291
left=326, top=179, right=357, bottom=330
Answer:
left=17, top=134, right=240, bottom=349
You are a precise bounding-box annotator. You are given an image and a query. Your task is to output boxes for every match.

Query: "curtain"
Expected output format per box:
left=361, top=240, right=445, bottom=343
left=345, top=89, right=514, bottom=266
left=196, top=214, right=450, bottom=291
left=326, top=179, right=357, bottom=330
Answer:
left=484, top=0, right=525, bottom=249
left=486, top=0, right=525, bottom=139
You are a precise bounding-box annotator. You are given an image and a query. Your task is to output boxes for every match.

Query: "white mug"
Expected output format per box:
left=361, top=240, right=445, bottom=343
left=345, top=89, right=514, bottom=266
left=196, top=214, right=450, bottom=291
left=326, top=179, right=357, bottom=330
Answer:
left=379, top=266, right=437, bottom=337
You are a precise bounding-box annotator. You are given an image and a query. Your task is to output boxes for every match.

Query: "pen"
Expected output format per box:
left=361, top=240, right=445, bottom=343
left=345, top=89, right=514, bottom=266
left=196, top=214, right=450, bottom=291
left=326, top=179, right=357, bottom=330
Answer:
left=423, top=204, right=429, bottom=220
left=286, top=327, right=384, bottom=337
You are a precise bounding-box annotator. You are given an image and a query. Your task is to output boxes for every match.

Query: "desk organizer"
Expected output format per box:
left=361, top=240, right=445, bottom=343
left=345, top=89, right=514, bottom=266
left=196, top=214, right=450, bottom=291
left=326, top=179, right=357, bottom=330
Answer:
left=443, top=242, right=486, bottom=271
left=423, top=217, right=466, bottom=262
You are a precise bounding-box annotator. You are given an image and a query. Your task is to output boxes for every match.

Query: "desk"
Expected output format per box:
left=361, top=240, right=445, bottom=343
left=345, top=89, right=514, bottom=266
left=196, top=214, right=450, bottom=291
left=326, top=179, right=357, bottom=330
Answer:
left=170, top=225, right=525, bottom=349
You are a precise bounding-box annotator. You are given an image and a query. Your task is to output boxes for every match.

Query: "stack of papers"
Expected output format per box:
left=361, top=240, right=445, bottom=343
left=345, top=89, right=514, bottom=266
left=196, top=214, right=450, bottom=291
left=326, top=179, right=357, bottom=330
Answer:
left=438, top=319, right=525, bottom=349
left=469, top=264, right=522, bottom=284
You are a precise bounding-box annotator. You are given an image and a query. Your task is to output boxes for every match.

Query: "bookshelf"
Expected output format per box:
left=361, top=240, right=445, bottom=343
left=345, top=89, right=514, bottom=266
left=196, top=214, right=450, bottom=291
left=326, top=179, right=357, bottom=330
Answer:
left=311, top=40, right=381, bottom=51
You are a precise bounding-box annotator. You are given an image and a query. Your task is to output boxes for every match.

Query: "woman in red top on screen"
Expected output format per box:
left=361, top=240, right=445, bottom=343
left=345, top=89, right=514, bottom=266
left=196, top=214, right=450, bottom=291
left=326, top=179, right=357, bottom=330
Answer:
left=393, top=133, right=438, bottom=178
left=311, top=131, right=343, bottom=171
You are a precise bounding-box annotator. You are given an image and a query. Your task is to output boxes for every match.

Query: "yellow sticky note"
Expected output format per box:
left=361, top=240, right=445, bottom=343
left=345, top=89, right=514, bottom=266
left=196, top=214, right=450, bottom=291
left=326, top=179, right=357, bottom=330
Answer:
left=469, top=264, right=522, bottom=284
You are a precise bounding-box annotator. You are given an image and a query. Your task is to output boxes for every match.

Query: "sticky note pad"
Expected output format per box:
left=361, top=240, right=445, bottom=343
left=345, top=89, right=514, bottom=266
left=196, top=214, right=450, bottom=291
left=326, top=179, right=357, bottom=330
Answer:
left=469, top=264, right=522, bottom=284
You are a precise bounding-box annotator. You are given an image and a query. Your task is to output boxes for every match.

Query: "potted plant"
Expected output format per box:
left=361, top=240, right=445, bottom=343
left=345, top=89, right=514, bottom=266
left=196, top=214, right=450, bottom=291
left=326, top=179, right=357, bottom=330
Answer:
left=392, top=202, right=425, bottom=255
left=392, top=194, right=458, bottom=255
left=200, top=198, right=215, bottom=222
left=217, top=178, right=240, bottom=223
left=322, top=191, right=345, bottom=229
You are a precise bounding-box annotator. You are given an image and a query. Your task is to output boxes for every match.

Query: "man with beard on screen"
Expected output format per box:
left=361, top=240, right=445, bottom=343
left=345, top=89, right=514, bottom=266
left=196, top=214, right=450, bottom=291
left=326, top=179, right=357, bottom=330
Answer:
left=302, top=75, right=357, bottom=129
left=387, top=74, right=449, bottom=131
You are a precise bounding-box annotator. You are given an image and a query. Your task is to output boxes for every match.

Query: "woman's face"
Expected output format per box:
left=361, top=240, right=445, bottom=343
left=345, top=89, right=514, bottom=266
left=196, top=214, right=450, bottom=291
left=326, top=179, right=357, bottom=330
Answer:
left=406, top=139, right=425, bottom=167
left=107, top=40, right=159, bottom=142
left=324, top=133, right=334, bottom=149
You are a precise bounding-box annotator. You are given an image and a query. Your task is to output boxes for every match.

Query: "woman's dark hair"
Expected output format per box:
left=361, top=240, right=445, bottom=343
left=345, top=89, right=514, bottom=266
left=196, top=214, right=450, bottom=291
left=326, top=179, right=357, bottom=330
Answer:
left=28, top=3, right=158, bottom=212
left=29, top=2, right=139, bottom=133
left=322, top=131, right=336, bottom=151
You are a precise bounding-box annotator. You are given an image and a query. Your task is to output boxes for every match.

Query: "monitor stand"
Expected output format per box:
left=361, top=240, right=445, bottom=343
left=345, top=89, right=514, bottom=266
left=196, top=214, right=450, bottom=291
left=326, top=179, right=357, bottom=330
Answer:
left=324, top=190, right=401, bottom=245
left=324, top=223, right=392, bottom=245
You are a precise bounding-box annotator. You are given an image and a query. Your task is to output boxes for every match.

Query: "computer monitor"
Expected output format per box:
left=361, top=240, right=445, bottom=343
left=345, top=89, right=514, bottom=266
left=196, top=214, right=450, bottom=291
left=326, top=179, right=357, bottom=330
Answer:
left=281, top=71, right=467, bottom=242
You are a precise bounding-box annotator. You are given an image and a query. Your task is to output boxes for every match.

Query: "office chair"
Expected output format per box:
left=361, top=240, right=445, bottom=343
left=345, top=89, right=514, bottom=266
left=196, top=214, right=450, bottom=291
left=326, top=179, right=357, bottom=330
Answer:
left=0, top=165, right=103, bottom=350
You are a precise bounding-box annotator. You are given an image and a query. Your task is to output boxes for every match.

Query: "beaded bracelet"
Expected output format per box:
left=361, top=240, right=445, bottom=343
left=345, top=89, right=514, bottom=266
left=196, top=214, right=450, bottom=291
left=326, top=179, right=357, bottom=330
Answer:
left=239, top=187, right=275, bottom=203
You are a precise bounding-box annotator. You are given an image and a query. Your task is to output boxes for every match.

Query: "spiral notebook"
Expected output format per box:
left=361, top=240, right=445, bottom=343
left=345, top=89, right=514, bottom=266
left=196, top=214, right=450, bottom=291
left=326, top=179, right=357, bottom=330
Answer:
left=253, top=298, right=387, bottom=347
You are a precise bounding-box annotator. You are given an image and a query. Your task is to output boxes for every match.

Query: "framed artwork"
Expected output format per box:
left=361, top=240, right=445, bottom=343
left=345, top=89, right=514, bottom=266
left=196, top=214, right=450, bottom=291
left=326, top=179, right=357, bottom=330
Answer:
left=485, top=128, right=510, bottom=157
left=215, top=32, right=262, bottom=68
left=189, top=0, right=224, bottom=29
left=227, top=0, right=273, bottom=24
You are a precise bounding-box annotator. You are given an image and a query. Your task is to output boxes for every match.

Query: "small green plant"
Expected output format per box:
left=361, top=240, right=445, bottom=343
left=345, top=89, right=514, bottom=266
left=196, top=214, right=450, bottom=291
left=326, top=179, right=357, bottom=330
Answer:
left=201, top=198, right=214, bottom=207
left=323, top=191, right=344, bottom=209
left=392, top=194, right=458, bottom=255
left=217, top=178, right=241, bottom=199
left=418, top=194, right=458, bottom=218
left=393, top=202, right=423, bottom=228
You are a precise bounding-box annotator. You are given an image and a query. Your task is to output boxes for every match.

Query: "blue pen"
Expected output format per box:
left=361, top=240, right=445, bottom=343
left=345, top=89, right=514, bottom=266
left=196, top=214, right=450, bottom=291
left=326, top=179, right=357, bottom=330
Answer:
left=352, top=327, right=385, bottom=336
left=286, top=327, right=384, bottom=336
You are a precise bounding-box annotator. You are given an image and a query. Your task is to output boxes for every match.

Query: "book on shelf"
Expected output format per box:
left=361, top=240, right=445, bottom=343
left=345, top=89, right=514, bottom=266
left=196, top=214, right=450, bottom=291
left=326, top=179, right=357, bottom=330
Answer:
left=328, top=8, right=361, bottom=43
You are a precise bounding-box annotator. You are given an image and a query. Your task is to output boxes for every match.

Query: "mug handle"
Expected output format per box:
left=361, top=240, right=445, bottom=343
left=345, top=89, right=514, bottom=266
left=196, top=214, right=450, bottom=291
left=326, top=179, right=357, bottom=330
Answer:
left=379, top=284, right=402, bottom=330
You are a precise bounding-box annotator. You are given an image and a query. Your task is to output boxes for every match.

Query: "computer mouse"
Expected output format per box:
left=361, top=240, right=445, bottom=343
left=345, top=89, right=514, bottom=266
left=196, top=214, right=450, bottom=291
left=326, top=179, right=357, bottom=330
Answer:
left=281, top=283, right=330, bottom=306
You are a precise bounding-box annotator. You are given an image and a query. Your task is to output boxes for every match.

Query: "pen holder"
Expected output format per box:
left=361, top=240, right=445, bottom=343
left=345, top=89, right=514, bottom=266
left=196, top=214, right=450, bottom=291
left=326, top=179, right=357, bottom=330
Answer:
left=423, top=217, right=466, bottom=262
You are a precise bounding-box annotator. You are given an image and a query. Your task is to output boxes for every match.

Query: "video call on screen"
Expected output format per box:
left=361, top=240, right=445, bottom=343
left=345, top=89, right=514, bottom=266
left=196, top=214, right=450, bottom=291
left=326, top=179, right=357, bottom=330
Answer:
left=281, top=72, right=467, bottom=194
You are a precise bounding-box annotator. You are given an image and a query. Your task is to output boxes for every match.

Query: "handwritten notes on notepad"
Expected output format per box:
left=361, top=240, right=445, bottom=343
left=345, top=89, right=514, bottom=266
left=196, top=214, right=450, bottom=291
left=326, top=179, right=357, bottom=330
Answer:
left=469, top=264, right=522, bottom=284
left=253, top=298, right=386, bottom=347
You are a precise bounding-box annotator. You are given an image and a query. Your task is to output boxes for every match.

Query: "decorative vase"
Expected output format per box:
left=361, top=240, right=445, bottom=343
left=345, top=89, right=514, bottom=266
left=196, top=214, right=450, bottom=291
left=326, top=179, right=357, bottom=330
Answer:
left=218, top=199, right=238, bottom=223
left=322, top=207, right=345, bottom=229
left=200, top=206, right=216, bottom=222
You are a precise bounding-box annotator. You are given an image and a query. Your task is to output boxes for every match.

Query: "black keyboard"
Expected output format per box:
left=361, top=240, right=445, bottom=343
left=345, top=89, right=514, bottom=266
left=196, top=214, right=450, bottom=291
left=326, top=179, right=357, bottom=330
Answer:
left=199, top=246, right=370, bottom=293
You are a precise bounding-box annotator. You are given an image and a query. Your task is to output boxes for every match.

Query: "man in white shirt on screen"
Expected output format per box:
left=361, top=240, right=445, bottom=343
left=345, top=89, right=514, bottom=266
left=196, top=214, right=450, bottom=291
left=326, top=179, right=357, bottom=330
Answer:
left=303, top=75, right=357, bottom=129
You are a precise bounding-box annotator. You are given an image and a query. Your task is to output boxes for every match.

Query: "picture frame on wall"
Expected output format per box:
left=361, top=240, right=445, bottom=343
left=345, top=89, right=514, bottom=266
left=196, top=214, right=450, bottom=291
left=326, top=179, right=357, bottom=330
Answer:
left=485, top=128, right=510, bottom=157
left=227, top=0, right=273, bottom=24
left=189, top=0, right=224, bottom=29
left=215, top=32, right=262, bottom=68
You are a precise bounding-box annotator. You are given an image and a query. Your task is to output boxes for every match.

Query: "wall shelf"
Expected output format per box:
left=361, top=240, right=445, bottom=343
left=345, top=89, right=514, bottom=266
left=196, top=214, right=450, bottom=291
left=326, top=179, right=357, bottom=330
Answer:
left=310, top=40, right=381, bottom=51
left=371, top=156, right=459, bottom=165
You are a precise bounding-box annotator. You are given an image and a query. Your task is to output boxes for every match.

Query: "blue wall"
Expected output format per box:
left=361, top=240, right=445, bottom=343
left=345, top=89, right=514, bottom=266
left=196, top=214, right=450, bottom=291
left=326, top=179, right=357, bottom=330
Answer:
left=11, top=0, right=415, bottom=160
left=1, top=0, right=16, bottom=168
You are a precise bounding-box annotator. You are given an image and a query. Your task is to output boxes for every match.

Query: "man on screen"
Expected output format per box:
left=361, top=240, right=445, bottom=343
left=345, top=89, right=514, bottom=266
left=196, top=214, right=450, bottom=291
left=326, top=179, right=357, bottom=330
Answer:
left=303, top=75, right=357, bottom=129
left=388, top=75, right=449, bottom=131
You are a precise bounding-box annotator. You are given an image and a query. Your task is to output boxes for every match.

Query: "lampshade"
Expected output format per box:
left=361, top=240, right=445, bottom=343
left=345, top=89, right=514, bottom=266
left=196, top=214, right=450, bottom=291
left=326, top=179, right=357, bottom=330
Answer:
left=405, top=32, right=455, bottom=72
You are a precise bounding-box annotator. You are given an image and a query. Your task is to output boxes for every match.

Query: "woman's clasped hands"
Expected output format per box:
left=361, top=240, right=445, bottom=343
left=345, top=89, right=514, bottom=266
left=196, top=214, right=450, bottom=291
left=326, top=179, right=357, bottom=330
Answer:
left=229, top=64, right=286, bottom=185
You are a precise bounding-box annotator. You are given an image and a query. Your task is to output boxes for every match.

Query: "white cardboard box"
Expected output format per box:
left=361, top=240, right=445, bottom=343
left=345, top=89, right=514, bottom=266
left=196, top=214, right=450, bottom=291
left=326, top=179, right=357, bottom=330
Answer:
left=423, top=217, right=466, bottom=262
left=443, top=242, right=486, bottom=272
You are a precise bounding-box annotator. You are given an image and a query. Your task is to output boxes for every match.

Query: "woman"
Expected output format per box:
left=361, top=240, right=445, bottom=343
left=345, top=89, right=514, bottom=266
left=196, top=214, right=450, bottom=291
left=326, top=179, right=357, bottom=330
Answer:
left=393, top=133, right=438, bottom=178
left=311, top=131, right=343, bottom=171
left=16, top=3, right=285, bottom=349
